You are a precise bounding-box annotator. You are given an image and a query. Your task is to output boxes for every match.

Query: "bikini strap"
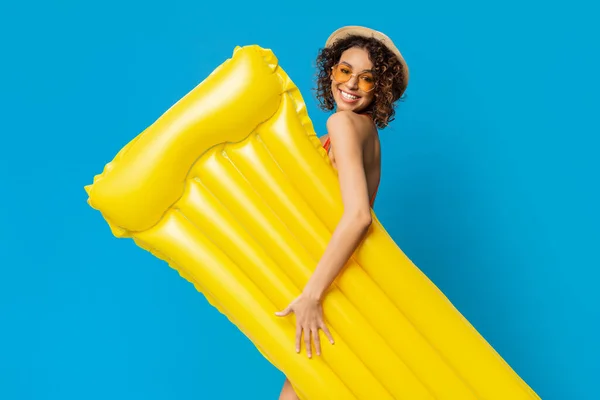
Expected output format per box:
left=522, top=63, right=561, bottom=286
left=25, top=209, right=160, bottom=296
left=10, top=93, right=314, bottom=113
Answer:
left=323, top=137, right=331, bottom=153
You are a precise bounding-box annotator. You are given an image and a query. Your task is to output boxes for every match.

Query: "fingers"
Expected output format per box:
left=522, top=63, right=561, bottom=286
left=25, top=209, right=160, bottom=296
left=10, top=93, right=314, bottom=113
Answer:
left=304, top=329, right=312, bottom=358
left=320, top=322, right=335, bottom=345
left=312, top=328, right=321, bottom=356
left=274, top=305, right=292, bottom=317
left=295, top=324, right=302, bottom=354
left=296, top=324, right=334, bottom=358
left=276, top=299, right=334, bottom=358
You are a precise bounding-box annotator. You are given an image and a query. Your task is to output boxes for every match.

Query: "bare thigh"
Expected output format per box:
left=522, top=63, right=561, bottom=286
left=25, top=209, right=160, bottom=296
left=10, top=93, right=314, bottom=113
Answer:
left=279, top=378, right=300, bottom=400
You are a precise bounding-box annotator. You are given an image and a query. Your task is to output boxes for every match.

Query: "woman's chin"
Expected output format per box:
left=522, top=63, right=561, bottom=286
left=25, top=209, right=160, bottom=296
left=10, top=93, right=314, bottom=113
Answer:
left=335, top=100, right=362, bottom=112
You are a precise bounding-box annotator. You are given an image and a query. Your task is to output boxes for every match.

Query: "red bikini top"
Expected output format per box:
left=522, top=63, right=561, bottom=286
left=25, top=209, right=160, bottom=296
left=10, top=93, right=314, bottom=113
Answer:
left=323, top=137, right=379, bottom=208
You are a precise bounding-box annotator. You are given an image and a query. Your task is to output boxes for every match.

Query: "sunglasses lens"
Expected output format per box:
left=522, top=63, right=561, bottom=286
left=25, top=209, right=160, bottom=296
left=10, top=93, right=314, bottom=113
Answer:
left=332, top=64, right=351, bottom=83
left=358, top=75, right=375, bottom=92
left=332, top=65, right=375, bottom=92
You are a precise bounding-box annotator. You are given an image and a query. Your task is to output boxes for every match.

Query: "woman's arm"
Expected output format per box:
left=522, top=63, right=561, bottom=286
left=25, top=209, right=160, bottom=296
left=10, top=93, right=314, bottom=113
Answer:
left=303, top=111, right=373, bottom=300
left=276, top=111, right=373, bottom=357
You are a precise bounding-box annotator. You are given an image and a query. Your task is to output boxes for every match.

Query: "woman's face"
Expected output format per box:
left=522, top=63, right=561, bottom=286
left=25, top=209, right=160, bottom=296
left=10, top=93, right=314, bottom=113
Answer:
left=330, top=46, right=376, bottom=113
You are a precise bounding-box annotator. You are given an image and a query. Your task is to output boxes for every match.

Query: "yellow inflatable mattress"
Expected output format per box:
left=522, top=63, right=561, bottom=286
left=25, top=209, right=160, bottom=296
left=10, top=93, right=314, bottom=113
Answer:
left=85, top=45, right=540, bottom=400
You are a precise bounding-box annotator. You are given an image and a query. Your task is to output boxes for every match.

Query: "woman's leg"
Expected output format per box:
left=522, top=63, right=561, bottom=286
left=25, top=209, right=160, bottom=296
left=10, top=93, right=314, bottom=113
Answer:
left=278, top=378, right=300, bottom=400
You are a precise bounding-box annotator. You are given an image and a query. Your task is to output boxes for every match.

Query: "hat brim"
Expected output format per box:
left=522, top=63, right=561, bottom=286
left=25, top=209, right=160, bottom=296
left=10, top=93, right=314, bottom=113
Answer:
left=325, top=26, right=409, bottom=93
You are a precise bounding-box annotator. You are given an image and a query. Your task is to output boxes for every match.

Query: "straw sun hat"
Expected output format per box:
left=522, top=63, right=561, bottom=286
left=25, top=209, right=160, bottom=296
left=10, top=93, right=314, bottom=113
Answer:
left=325, top=26, right=409, bottom=95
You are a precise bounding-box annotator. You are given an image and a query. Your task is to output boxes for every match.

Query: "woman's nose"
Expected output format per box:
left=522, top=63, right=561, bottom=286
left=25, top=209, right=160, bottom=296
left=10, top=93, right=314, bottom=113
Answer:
left=345, top=75, right=359, bottom=90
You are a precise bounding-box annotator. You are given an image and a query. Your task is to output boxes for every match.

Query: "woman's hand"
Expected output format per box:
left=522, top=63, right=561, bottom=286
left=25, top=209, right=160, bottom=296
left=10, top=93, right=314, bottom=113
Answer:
left=275, top=293, right=334, bottom=358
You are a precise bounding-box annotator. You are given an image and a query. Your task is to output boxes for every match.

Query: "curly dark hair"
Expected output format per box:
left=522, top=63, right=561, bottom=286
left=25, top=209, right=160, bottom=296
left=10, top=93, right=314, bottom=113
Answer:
left=314, top=35, right=407, bottom=129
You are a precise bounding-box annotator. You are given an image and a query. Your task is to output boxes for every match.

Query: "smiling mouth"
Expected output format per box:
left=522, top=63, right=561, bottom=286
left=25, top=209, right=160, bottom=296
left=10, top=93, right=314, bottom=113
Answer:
left=339, top=89, right=360, bottom=102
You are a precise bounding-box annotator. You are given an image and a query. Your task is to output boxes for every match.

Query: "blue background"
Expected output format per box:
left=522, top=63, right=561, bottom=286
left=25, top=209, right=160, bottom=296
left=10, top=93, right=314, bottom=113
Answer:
left=1, top=0, right=598, bottom=399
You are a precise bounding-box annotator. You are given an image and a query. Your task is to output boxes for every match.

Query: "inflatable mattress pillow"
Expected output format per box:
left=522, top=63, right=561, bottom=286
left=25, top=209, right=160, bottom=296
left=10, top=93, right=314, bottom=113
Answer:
left=85, top=45, right=540, bottom=400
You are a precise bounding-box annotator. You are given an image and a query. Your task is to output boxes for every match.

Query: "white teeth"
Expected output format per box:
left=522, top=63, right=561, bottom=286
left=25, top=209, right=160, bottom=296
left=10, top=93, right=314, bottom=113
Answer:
left=341, top=90, right=359, bottom=100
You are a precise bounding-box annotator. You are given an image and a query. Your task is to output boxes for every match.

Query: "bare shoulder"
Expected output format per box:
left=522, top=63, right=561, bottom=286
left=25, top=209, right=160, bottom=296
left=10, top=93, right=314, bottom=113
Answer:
left=326, top=111, right=371, bottom=145
left=326, top=110, right=365, bottom=128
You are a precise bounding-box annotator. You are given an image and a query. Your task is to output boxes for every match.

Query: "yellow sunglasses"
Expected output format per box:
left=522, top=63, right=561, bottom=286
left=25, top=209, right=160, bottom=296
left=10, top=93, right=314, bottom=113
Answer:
left=331, top=63, right=376, bottom=92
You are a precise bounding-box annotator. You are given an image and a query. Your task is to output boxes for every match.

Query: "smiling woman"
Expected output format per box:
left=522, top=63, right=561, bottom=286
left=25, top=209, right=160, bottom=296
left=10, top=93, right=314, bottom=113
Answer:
left=277, top=26, right=410, bottom=400
left=315, top=26, right=408, bottom=129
